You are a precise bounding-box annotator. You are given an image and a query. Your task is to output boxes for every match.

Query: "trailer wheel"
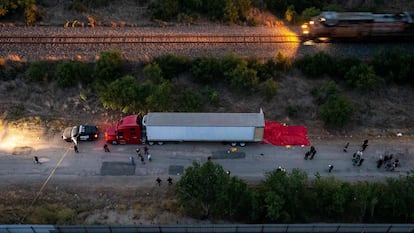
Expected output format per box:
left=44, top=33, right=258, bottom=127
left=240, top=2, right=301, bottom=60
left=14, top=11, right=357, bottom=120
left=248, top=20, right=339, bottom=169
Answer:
left=239, top=142, right=246, bottom=147
left=230, top=142, right=237, bottom=147
left=148, top=141, right=154, bottom=145
left=157, top=141, right=164, bottom=145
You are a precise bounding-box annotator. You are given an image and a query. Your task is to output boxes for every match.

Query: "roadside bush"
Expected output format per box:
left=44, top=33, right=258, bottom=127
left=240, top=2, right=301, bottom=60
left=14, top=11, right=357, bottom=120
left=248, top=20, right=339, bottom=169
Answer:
left=145, top=79, right=173, bottom=111
left=149, top=0, right=179, bottom=21
left=344, top=64, right=378, bottom=91
left=177, top=88, right=203, bottom=112
left=56, top=61, right=92, bottom=88
left=295, top=52, right=335, bottom=78
left=143, top=63, right=163, bottom=84
left=203, top=86, right=220, bottom=107
left=312, top=80, right=338, bottom=105
left=319, top=94, right=353, bottom=128
left=335, top=57, right=361, bottom=81
left=27, top=204, right=75, bottom=224
left=191, top=57, right=222, bottom=84
left=99, top=75, right=145, bottom=113
left=260, top=78, right=278, bottom=101
left=154, top=54, right=191, bottom=79
left=224, top=62, right=258, bottom=93
left=370, top=49, right=414, bottom=85
left=94, top=50, right=124, bottom=84
left=27, top=61, right=55, bottom=82
left=274, top=52, right=293, bottom=72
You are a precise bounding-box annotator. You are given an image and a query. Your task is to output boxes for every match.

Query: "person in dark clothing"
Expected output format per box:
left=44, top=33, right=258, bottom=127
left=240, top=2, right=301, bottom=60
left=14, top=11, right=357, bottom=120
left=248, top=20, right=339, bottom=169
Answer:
left=358, top=158, right=365, bottom=166
left=74, top=144, right=79, bottom=153
left=33, top=156, right=40, bottom=164
left=362, top=140, right=368, bottom=151
left=304, top=151, right=310, bottom=160
left=167, top=177, right=173, bottom=185
left=103, top=144, right=110, bottom=152
left=343, top=142, right=349, bottom=152
left=156, top=177, right=162, bottom=186
left=328, top=164, right=334, bottom=173
left=309, top=146, right=317, bottom=160
left=377, top=158, right=383, bottom=168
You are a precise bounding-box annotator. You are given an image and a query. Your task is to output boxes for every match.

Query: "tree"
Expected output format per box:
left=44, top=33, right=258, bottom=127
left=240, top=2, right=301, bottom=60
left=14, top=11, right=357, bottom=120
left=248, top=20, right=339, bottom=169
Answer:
left=176, top=161, right=232, bottom=219
left=191, top=57, right=222, bottom=84
left=94, top=50, right=124, bottom=83
left=345, top=64, right=378, bottom=91
left=177, top=88, right=203, bottom=112
left=145, top=79, right=173, bottom=111
left=99, top=75, right=145, bottom=113
left=224, top=62, right=258, bottom=93
left=143, top=63, right=163, bottom=84
left=319, top=94, right=353, bottom=128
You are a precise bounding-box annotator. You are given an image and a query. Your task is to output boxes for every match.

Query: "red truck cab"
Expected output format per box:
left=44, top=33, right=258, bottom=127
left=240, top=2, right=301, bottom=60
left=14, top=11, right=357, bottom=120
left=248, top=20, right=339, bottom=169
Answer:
left=104, top=115, right=143, bottom=144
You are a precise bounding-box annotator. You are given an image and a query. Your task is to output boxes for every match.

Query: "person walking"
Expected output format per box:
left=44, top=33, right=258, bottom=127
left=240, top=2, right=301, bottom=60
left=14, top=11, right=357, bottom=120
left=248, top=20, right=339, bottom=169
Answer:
left=103, top=144, right=110, bottom=152
left=156, top=177, right=162, bottom=186
left=343, top=142, right=349, bottom=152
left=147, top=153, right=152, bottom=162
left=33, top=156, right=40, bottom=164
left=362, top=139, right=368, bottom=151
left=144, top=146, right=149, bottom=156
left=74, top=144, right=79, bottom=153
left=167, top=177, right=173, bottom=185
left=328, top=164, right=334, bottom=173
left=141, top=155, right=145, bottom=164
left=309, top=146, right=317, bottom=160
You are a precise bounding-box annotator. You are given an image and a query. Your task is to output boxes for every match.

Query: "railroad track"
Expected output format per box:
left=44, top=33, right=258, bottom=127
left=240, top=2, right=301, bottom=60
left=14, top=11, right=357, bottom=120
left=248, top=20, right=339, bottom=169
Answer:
left=0, top=35, right=301, bottom=44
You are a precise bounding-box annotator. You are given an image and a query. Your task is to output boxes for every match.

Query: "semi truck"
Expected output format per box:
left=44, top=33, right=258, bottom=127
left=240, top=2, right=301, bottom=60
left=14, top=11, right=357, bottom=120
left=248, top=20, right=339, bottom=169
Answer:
left=104, top=110, right=265, bottom=146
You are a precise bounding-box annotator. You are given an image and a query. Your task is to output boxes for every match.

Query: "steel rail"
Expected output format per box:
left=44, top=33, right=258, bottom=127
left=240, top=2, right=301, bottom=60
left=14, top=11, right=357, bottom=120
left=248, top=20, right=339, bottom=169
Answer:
left=0, top=35, right=301, bottom=44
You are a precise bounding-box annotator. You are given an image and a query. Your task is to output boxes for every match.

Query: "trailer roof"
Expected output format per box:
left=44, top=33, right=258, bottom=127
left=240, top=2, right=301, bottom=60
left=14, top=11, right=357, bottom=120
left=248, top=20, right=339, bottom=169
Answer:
left=143, top=112, right=265, bottom=127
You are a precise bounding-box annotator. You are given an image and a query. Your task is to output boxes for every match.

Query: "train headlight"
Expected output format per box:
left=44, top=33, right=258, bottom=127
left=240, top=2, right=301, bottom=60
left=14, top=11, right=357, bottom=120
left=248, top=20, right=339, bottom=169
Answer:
left=301, top=24, right=308, bottom=29
left=309, top=20, right=315, bottom=25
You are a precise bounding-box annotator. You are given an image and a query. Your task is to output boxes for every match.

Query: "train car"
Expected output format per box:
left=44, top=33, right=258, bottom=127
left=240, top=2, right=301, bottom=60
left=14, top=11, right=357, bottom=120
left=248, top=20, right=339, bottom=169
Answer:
left=301, top=11, right=414, bottom=41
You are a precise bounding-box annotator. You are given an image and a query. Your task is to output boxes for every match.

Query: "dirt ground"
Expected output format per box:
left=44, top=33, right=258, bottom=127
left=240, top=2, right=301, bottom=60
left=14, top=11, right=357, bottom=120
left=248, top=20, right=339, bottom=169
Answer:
left=1, top=0, right=414, bottom=225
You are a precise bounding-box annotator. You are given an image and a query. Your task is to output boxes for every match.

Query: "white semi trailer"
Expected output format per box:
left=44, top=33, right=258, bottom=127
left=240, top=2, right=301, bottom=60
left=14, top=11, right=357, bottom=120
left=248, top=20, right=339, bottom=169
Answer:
left=142, top=110, right=265, bottom=146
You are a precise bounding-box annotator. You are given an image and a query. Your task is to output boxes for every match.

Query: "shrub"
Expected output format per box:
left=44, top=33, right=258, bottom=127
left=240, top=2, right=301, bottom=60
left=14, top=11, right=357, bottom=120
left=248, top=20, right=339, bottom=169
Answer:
left=143, top=63, right=163, bottom=84
left=261, top=78, right=278, bottom=101
left=56, top=61, right=92, bottom=88
left=319, top=95, right=353, bottom=128
left=154, top=54, right=191, bottom=79
left=149, top=0, right=179, bottom=21
left=191, top=57, right=222, bottom=84
left=295, top=52, right=335, bottom=78
left=300, top=7, right=320, bottom=22
left=94, top=50, right=124, bottom=83
left=224, top=62, right=258, bottom=93
left=145, top=79, right=173, bottom=112
left=27, top=61, right=55, bottom=82
left=345, top=64, right=378, bottom=91
left=370, top=49, right=414, bottom=85
left=177, top=88, right=203, bottom=112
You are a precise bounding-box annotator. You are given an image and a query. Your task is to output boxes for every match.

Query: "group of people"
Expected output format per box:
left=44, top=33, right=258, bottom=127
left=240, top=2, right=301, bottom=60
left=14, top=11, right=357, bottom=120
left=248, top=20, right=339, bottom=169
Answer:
left=135, top=146, right=151, bottom=165
left=377, top=154, right=400, bottom=171
left=156, top=176, right=173, bottom=186
left=349, top=139, right=369, bottom=166
left=304, top=146, right=317, bottom=160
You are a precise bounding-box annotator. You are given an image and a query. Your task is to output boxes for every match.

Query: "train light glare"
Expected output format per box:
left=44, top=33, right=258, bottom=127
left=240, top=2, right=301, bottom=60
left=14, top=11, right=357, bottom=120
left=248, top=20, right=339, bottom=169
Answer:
left=309, top=21, right=314, bottom=25
left=303, top=30, right=309, bottom=34
left=301, top=24, right=308, bottom=29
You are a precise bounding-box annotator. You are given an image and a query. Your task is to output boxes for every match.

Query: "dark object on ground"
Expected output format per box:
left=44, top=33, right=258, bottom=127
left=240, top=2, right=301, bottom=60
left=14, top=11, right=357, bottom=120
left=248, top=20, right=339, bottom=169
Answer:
left=156, top=177, right=162, bottom=186
left=104, top=144, right=110, bottom=152
left=343, top=142, right=349, bottom=152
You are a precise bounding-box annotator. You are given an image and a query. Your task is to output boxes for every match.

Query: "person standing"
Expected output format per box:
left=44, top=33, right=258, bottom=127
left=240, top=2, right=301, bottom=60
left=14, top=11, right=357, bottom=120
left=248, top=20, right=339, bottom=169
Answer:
left=74, top=144, right=79, bottom=153
left=147, top=153, right=152, bottom=162
left=328, top=164, right=334, bottom=173
left=144, top=146, right=149, bottom=156
left=309, top=146, right=317, bottom=160
left=362, top=139, right=368, bottom=151
left=33, top=156, right=40, bottom=164
left=167, top=177, right=173, bottom=185
left=141, top=155, right=145, bottom=164
left=343, top=142, right=349, bottom=152
left=156, top=177, right=162, bottom=186
left=103, top=144, right=110, bottom=152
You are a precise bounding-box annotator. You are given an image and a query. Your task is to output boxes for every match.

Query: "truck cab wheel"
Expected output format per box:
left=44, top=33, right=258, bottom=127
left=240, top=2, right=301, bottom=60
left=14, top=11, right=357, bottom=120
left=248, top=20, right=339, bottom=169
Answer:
left=230, top=142, right=237, bottom=147
left=157, top=141, right=164, bottom=145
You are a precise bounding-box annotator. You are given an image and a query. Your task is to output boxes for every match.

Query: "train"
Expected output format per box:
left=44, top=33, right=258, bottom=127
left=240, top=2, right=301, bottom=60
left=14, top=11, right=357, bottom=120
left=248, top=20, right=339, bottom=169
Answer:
left=301, top=11, right=414, bottom=41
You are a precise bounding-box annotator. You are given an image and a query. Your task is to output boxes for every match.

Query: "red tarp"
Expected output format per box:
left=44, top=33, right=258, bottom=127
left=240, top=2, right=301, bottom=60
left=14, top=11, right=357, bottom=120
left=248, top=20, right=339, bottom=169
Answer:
left=263, top=121, right=310, bottom=146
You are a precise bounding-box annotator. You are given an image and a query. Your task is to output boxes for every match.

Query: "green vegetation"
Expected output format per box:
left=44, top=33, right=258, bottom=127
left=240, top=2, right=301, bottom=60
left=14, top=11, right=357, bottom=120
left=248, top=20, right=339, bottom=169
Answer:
left=177, top=162, right=414, bottom=223
left=2, top=49, right=412, bottom=128
left=0, top=0, right=42, bottom=25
